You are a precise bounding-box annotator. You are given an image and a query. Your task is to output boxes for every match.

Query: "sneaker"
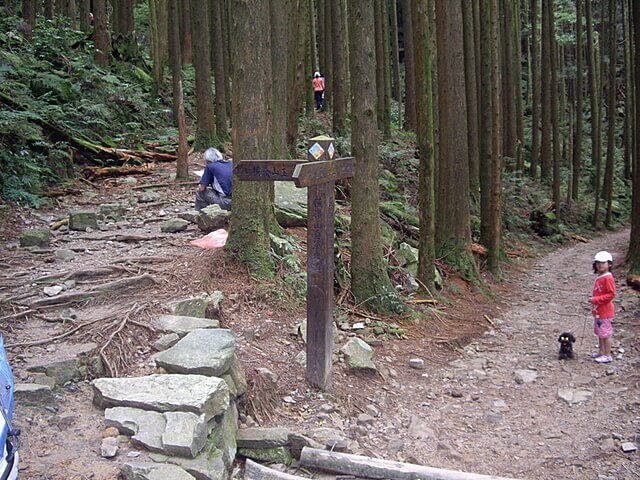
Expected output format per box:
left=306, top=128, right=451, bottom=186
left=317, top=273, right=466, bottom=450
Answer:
left=591, top=352, right=602, bottom=358
left=594, top=355, right=613, bottom=363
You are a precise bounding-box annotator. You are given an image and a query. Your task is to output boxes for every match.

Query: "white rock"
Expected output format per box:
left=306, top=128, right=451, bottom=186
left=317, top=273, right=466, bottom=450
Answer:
left=43, top=285, right=63, bottom=297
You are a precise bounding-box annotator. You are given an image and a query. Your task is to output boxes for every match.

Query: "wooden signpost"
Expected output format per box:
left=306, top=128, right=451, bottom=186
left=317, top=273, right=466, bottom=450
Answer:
left=234, top=136, right=355, bottom=390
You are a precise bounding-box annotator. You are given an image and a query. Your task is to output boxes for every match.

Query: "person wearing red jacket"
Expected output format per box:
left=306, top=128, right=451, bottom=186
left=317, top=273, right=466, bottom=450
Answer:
left=591, top=250, right=616, bottom=363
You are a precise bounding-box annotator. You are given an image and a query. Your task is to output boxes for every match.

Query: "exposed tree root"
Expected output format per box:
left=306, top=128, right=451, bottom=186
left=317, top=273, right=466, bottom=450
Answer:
left=34, top=266, right=127, bottom=284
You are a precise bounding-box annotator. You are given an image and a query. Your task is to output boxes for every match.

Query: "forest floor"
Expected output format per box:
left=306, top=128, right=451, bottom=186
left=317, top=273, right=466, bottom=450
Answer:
left=0, top=159, right=639, bottom=480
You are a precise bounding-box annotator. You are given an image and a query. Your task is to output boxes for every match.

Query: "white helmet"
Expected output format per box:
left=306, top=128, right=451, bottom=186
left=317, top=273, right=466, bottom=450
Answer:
left=593, top=251, right=613, bottom=263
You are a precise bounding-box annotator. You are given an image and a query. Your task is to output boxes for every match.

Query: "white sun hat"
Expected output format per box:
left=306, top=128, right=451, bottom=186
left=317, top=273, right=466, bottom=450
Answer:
left=593, top=251, right=613, bottom=263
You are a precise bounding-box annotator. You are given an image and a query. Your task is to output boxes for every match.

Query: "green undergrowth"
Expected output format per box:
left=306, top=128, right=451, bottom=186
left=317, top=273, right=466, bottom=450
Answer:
left=0, top=15, right=179, bottom=205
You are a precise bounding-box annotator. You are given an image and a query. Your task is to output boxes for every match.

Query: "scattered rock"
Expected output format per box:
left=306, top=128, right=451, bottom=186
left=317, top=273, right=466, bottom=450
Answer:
left=43, top=285, right=63, bottom=297
left=621, top=442, right=637, bottom=453
left=137, top=191, right=161, bottom=203
left=153, top=333, right=181, bottom=352
left=161, top=218, right=190, bottom=233
left=20, top=228, right=51, bottom=248
left=557, top=388, right=594, bottom=404
left=407, top=415, right=435, bottom=439
left=178, top=210, right=200, bottom=224
left=339, top=338, right=377, bottom=372
left=25, top=342, right=99, bottom=385
left=514, top=369, right=538, bottom=384
left=237, top=428, right=291, bottom=449
left=99, top=204, right=126, bottom=221
left=356, top=414, right=374, bottom=425
left=68, top=211, right=98, bottom=231
left=54, top=249, right=75, bottom=262
left=409, top=358, right=424, bottom=369
left=101, top=437, right=118, bottom=458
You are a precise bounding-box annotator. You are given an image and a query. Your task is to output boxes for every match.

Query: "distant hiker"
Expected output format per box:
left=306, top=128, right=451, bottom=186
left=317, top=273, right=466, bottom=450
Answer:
left=591, top=250, right=616, bottom=364
left=195, top=147, right=232, bottom=211
left=312, top=71, right=325, bottom=111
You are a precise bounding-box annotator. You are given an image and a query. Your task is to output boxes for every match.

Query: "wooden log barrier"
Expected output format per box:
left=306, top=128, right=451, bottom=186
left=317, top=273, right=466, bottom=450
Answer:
left=244, top=459, right=309, bottom=480
left=299, top=447, right=520, bottom=480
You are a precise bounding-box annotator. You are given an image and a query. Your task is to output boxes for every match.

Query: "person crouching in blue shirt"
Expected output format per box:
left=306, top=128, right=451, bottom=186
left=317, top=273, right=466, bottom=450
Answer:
left=195, top=147, right=233, bottom=211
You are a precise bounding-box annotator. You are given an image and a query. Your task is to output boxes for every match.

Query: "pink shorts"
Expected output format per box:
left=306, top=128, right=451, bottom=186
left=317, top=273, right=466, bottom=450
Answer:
left=593, top=318, right=613, bottom=339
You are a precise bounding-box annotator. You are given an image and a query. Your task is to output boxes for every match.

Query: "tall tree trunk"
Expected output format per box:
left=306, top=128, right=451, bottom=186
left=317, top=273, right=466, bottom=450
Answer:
left=331, top=0, right=347, bottom=135
left=412, top=0, right=435, bottom=290
left=149, top=0, right=168, bottom=95
left=190, top=0, right=217, bottom=149
left=227, top=0, right=276, bottom=278
left=168, top=0, right=188, bottom=180
left=501, top=0, right=517, bottom=166
left=93, top=0, right=109, bottom=67
left=22, top=0, right=36, bottom=38
left=622, top=0, right=633, bottom=180
left=66, top=0, right=76, bottom=28
left=180, top=0, right=193, bottom=64
left=540, top=0, right=552, bottom=180
left=514, top=0, right=524, bottom=172
left=211, top=0, right=228, bottom=138
left=463, top=0, right=480, bottom=200
left=604, top=0, right=616, bottom=227
left=572, top=0, right=583, bottom=200
left=381, top=0, right=392, bottom=137
left=323, top=0, right=333, bottom=109
left=374, top=0, right=385, bottom=130
left=389, top=0, right=402, bottom=127
left=402, top=0, right=416, bottom=131
left=348, top=0, right=403, bottom=313
left=270, top=0, right=290, bottom=158
left=585, top=0, right=602, bottom=227
left=549, top=1, right=561, bottom=214
left=44, top=0, right=54, bottom=19
left=628, top=0, right=640, bottom=274
left=435, top=0, right=474, bottom=273
left=78, top=0, right=90, bottom=31
left=529, top=0, right=540, bottom=177
left=287, top=0, right=308, bottom=153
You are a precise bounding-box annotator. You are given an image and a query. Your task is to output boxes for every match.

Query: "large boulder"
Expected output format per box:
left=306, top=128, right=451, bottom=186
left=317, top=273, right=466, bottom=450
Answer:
left=93, top=374, right=229, bottom=421
left=274, top=182, right=307, bottom=227
left=152, top=315, right=220, bottom=337
left=154, top=329, right=236, bottom=377
left=196, top=205, right=230, bottom=233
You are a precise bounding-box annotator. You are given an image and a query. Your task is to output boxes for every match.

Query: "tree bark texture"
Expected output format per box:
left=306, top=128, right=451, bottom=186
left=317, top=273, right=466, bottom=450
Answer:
left=180, top=0, right=193, bottom=64
left=332, top=0, right=347, bottom=135
left=412, top=0, right=435, bottom=290
left=149, top=0, right=168, bottom=95
left=190, top=0, right=217, bottom=149
left=210, top=0, right=228, bottom=139
left=374, top=0, right=385, bottom=130
left=381, top=0, right=392, bottom=137
left=168, top=0, right=188, bottom=179
left=548, top=0, right=561, bottom=214
left=435, top=0, right=473, bottom=263
left=389, top=0, right=402, bottom=128
left=270, top=0, right=290, bottom=158
left=622, top=0, right=634, bottom=180
left=44, top=0, right=54, bottom=19
left=401, top=0, right=416, bottom=131
left=540, top=0, right=552, bottom=180
left=93, top=0, right=109, bottom=67
left=348, top=0, right=403, bottom=314
left=78, top=0, right=90, bottom=31
left=572, top=0, right=583, bottom=200
left=22, top=0, right=36, bottom=38
left=228, top=0, right=276, bottom=278
left=500, top=0, right=517, bottom=165
left=629, top=0, right=640, bottom=273
left=603, top=0, right=616, bottom=227
left=287, top=0, right=307, bottom=152
left=463, top=0, right=480, bottom=199
left=529, top=0, right=540, bottom=177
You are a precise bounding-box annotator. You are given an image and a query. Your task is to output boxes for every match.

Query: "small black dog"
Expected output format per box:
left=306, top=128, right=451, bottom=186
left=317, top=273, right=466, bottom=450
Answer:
left=558, top=332, right=576, bottom=360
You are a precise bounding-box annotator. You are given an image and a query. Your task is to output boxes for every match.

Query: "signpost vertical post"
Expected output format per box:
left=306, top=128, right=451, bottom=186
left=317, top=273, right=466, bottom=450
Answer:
left=304, top=136, right=336, bottom=389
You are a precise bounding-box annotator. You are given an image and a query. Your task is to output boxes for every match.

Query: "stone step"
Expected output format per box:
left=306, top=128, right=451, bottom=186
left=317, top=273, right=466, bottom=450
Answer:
left=154, top=329, right=236, bottom=377
left=152, top=315, right=220, bottom=337
left=93, top=374, right=229, bottom=421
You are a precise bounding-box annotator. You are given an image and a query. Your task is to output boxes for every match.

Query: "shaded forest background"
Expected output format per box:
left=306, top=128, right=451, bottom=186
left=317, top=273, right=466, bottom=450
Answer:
left=1, top=0, right=639, bottom=309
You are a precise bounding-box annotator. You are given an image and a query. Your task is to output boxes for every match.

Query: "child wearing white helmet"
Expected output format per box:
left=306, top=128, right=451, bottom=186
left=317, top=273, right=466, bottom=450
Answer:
left=591, top=250, right=616, bottom=363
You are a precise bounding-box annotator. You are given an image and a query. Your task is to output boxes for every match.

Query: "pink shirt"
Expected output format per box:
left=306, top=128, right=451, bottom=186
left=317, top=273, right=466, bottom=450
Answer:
left=312, top=77, right=325, bottom=92
left=592, top=272, right=616, bottom=319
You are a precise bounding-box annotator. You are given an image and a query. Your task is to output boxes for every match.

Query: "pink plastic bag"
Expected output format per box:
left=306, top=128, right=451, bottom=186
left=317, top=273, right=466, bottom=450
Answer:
left=190, top=229, right=228, bottom=249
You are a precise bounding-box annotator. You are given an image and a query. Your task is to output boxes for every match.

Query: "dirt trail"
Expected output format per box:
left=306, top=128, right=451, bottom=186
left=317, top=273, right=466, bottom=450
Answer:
left=1, top=166, right=638, bottom=480
left=325, top=228, right=638, bottom=480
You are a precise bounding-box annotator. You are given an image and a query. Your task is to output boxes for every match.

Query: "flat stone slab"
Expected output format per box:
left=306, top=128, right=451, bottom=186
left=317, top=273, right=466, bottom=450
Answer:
left=163, top=412, right=208, bottom=459
left=236, top=427, right=291, bottom=449
left=105, top=407, right=166, bottom=453
left=152, top=315, right=220, bottom=337
left=557, top=387, right=594, bottom=404
left=14, top=383, right=55, bottom=404
left=154, top=329, right=236, bottom=377
left=514, top=369, right=538, bottom=384
left=121, top=462, right=196, bottom=480
left=26, top=342, right=97, bottom=384
left=93, top=374, right=229, bottom=421
left=150, top=444, right=227, bottom=480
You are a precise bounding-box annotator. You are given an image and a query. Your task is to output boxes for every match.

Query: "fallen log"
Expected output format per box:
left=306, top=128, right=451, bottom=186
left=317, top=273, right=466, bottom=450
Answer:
left=244, top=460, right=309, bottom=480
left=93, top=145, right=177, bottom=163
left=30, top=274, right=156, bottom=307
left=34, top=266, right=126, bottom=283
left=299, top=447, right=519, bottom=480
left=83, top=164, right=155, bottom=180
